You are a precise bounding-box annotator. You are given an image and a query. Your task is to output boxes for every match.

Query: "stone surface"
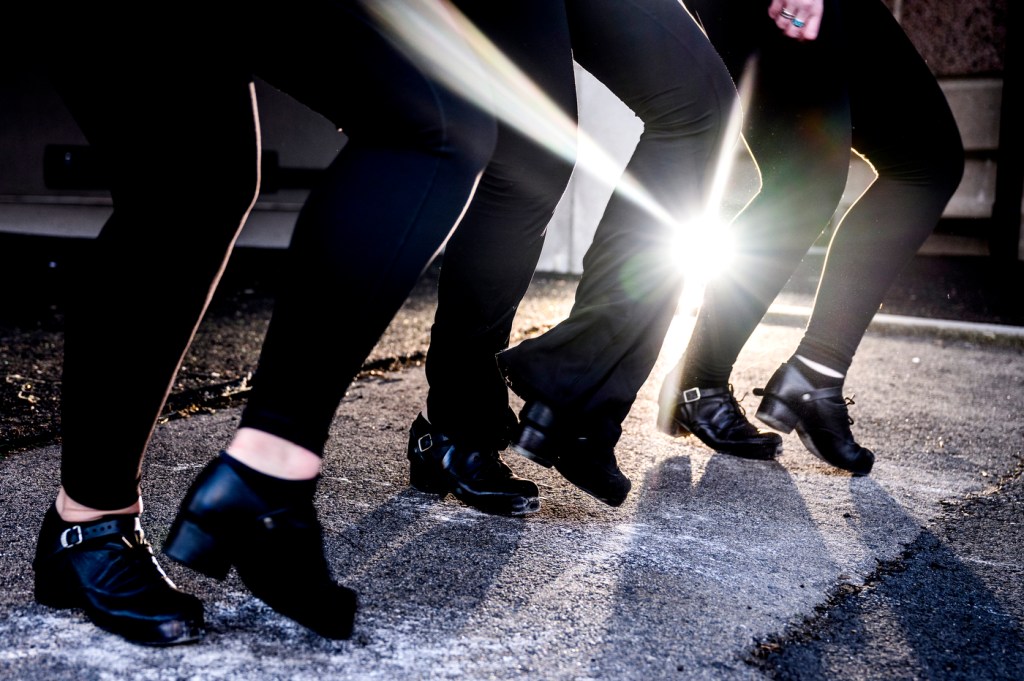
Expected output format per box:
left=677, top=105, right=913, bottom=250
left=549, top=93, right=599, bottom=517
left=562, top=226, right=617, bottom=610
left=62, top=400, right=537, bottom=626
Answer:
left=899, top=0, right=1008, bottom=76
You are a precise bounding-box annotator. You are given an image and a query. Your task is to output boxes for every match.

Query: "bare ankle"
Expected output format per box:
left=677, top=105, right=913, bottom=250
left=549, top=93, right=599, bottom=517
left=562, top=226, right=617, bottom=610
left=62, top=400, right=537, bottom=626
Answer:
left=55, top=487, right=142, bottom=523
left=226, top=428, right=322, bottom=480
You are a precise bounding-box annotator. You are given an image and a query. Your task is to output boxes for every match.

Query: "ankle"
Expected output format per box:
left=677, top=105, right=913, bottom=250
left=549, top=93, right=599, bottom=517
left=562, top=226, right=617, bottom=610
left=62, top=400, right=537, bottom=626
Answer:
left=55, top=487, right=142, bottom=523
left=226, top=428, right=321, bottom=480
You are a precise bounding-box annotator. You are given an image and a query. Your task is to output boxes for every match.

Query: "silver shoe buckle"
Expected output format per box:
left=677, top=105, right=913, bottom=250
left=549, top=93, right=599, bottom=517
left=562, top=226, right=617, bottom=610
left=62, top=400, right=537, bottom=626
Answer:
left=682, top=387, right=701, bottom=404
left=417, top=433, right=433, bottom=452
left=60, top=525, right=83, bottom=548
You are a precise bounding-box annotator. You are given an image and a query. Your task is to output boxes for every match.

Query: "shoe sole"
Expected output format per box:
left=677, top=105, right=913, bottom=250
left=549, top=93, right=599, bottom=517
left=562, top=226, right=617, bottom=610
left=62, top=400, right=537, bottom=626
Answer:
left=560, top=479, right=628, bottom=507
left=452, top=487, right=542, bottom=516
left=419, top=482, right=542, bottom=517
left=759, top=407, right=873, bottom=476
left=664, top=416, right=782, bottom=461
left=794, top=425, right=874, bottom=476
left=755, top=407, right=796, bottom=435
left=410, top=461, right=543, bottom=516
left=35, top=580, right=204, bottom=646
left=551, top=465, right=630, bottom=508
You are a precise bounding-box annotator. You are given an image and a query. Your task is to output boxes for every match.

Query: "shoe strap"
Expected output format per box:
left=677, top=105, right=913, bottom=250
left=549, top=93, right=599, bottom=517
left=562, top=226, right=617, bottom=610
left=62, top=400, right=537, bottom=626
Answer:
left=414, top=428, right=452, bottom=455
left=415, top=433, right=433, bottom=453
left=796, top=385, right=843, bottom=403
left=755, top=384, right=843, bottom=403
left=412, top=416, right=500, bottom=458
left=680, top=386, right=733, bottom=404
left=43, top=514, right=142, bottom=560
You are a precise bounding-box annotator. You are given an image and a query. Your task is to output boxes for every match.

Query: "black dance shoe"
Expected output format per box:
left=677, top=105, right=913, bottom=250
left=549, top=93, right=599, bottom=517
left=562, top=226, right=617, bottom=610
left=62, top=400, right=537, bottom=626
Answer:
left=513, top=401, right=631, bottom=507
left=657, top=382, right=782, bottom=460
left=753, top=362, right=875, bottom=475
left=163, top=453, right=357, bottom=639
left=408, top=414, right=541, bottom=516
left=33, top=505, right=204, bottom=646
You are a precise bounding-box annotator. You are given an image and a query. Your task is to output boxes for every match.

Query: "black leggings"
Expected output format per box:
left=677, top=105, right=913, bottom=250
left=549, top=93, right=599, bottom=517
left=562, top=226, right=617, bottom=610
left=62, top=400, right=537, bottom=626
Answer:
left=237, top=1, right=574, bottom=455
left=55, top=1, right=498, bottom=509
left=425, top=0, right=737, bottom=448
left=679, top=0, right=965, bottom=384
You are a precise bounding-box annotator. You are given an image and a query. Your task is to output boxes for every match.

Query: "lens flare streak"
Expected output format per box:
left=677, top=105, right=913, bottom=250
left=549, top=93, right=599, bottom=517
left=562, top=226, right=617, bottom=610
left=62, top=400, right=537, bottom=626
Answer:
left=361, top=0, right=680, bottom=228
left=363, top=0, right=749, bottom=297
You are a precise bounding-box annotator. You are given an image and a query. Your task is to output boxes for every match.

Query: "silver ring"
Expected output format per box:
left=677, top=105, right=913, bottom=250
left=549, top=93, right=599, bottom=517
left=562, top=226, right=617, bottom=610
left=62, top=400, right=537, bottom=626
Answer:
left=792, top=18, right=806, bottom=28
left=780, top=8, right=796, bottom=19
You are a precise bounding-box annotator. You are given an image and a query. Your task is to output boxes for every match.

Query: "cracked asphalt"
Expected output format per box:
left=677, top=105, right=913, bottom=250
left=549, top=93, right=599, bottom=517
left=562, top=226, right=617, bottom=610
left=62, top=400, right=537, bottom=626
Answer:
left=1, top=241, right=1023, bottom=680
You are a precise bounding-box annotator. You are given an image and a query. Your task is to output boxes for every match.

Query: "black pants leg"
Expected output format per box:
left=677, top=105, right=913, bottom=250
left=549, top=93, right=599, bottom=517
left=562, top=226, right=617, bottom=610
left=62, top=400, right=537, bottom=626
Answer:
left=423, top=2, right=579, bottom=449
left=679, top=0, right=852, bottom=386
left=236, top=1, right=507, bottom=455
left=497, top=0, right=736, bottom=445
left=680, top=0, right=962, bottom=385
left=52, top=19, right=260, bottom=509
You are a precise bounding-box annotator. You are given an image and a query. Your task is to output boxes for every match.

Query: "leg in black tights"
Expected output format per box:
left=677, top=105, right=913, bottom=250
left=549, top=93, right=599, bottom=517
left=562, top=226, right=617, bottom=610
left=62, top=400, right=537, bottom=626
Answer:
left=55, top=60, right=260, bottom=512
left=37, top=11, right=259, bottom=646
left=238, top=0, right=501, bottom=452
left=795, top=0, right=964, bottom=371
left=167, top=2, right=595, bottom=641
left=664, top=0, right=964, bottom=473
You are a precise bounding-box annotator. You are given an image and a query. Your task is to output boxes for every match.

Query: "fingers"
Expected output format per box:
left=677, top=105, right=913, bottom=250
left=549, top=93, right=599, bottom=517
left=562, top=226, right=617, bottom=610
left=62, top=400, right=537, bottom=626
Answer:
left=767, top=0, right=823, bottom=41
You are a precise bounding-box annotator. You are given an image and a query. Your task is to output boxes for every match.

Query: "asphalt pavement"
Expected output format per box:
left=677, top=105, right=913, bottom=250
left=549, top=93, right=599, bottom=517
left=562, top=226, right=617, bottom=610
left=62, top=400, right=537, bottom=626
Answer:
left=1, top=248, right=1022, bottom=680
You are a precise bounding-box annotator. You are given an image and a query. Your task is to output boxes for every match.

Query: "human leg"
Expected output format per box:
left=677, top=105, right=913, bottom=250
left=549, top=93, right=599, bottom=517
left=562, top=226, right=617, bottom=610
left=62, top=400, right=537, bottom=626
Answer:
left=36, top=21, right=259, bottom=645
left=411, top=0, right=577, bottom=516
left=497, top=0, right=736, bottom=505
left=163, top=0, right=498, bottom=638
left=755, top=0, right=964, bottom=474
left=55, top=64, right=260, bottom=514
left=794, top=0, right=964, bottom=374
left=660, top=0, right=852, bottom=459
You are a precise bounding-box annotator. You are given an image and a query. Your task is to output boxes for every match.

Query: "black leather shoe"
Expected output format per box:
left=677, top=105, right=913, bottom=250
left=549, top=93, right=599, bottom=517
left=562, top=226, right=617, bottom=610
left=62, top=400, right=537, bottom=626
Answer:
left=408, top=414, right=541, bottom=516
left=512, top=401, right=631, bottom=507
left=657, top=382, right=782, bottom=460
left=754, top=362, right=874, bottom=475
left=33, top=505, right=204, bottom=646
left=163, top=453, right=357, bottom=639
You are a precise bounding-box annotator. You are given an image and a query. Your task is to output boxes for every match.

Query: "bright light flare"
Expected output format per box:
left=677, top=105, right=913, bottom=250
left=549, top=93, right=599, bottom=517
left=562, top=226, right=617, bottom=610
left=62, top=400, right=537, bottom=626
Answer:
left=365, top=0, right=758, bottom=321
left=668, top=59, right=750, bottom=315
left=672, top=212, right=736, bottom=314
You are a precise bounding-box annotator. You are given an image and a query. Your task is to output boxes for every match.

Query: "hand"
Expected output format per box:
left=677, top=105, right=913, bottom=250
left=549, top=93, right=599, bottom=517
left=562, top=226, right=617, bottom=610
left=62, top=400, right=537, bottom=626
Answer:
left=768, top=0, right=823, bottom=41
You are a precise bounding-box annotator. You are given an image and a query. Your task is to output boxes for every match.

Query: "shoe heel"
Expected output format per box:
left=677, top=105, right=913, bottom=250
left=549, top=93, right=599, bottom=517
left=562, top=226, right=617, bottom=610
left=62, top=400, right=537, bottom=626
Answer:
left=656, top=409, right=693, bottom=438
left=755, top=395, right=798, bottom=434
left=656, top=406, right=678, bottom=436
left=408, top=458, right=448, bottom=495
left=163, top=518, right=231, bottom=580
left=515, top=402, right=557, bottom=467
left=513, top=425, right=555, bottom=468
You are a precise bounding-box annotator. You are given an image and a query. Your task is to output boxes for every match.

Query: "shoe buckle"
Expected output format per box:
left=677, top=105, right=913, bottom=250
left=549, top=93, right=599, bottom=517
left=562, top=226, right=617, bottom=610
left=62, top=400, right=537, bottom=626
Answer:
left=60, top=525, right=83, bottom=548
left=417, top=433, right=433, bottom=452
left=682, top=387, right=701, bottom=404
